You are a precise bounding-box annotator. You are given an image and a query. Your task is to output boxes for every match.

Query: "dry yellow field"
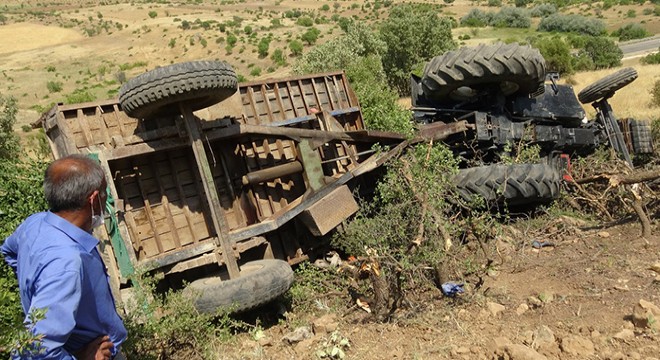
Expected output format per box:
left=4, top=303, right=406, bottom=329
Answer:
left=0, top=0, right=658, bottom=128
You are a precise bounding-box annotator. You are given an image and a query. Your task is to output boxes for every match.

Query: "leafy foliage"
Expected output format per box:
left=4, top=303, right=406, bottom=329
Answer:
left=293, top=20, right=412, bottom=134
left=532, top=36, right=574, bottom=74
left=612, top=23, right=650, bottom=41
left=122, top=272, right=236, bottom=360
left=640, top=48, right=660, bottom=65
left=379, top=4, right=455, bottom=95
left=538, top=14, right=606, bottom=36
left=652, top=80, right=660, bottom=108
left=461, top=7, right=531, bottom=28
left=301, top=27, right=320, bottom=45
left=530, top=4, right=557, bottom=17
left=0, top=95, right=20, bottom=160
left=580, top=36, right=622, bottom=69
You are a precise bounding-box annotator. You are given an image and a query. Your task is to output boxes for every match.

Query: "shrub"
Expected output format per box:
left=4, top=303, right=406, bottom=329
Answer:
left=530, top=4, right=557, bottom=17
left=271, top=48, right=286, bottom=66
left=640, top=48, right=660, bottom=65
left=612, top=23, right=650, bottom=41
left=289, top=39, right=304, bottom=56
left=249, top=66, right=262, bottom=76
left=460, top=9, right=493, bottom=27
left=580, top=36, right=622, bottom=69
left=65, top=89, right=96, bottom=104
left=487, top=0, right=502, bottom=6
left=243, top=25, right=252, bottom=34
left=491, top=7, right=531, bottom=28
left=652, top=80, right=660, bottom=107
left=226, top=33, right=237, bottom=47
left=538, top=13, right=606, bottom=36
left=296, top=16, right=314, bottom=27
left=0, top=95, right=20, bottom=160
left=257, top=37, right=270, bottom=58
left=301, top=27, right=320, bottom=45
left=46, top=81, right=63, bottom=93
left=532, top=37, right=573, bottom=74
left=148, top=11, right=157, bottom=18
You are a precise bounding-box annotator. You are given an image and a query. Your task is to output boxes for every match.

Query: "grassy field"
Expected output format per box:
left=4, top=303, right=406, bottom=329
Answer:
left=0, top=0, right=658, bottom=128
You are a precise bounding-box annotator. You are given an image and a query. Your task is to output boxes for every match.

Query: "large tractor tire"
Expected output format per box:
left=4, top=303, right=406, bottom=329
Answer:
left=119, top=60, right=238, bottom=119
left=577, top=67, right=637, bottom=104
left=453, top=163, right=562, bottom=207
left=421, top=43, right=546, bottom=102
left=186, top=259, right=294, bottom=314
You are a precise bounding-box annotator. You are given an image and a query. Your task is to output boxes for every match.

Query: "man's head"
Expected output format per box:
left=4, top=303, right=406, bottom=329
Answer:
left=44, top=154, right=107, bottom=213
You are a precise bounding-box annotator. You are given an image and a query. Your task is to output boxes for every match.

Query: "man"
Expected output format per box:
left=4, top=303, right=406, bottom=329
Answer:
left=1, top=154, right=127, bottom=359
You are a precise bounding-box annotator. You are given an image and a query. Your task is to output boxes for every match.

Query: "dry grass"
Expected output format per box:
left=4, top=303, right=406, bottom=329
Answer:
left=567, top=59, right=660, bottom=120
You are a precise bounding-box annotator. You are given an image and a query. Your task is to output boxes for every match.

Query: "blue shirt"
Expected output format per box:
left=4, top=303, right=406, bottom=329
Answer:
left=1, top=211, right=127, bottom=359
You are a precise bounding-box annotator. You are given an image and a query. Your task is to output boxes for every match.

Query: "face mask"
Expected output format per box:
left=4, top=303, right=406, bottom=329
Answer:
left=91, top=201, right=105, bottom=229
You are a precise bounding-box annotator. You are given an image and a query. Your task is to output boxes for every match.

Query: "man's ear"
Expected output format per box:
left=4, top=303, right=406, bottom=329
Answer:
left=89, top=190, right=99, bottom=205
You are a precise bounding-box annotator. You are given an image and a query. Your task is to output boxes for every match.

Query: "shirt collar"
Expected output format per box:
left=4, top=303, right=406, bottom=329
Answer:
left=44, top=211, right=99, bottom=253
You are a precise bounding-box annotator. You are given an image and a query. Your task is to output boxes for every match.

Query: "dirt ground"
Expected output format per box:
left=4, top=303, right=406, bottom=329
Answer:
left=218, top=221, right=660, bottom=360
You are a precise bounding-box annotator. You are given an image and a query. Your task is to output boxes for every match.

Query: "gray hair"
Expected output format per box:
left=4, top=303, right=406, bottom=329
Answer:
left=44, top=154, right=106, bottom=212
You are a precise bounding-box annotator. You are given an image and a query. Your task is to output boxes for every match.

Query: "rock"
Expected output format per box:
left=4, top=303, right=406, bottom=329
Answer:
left=456, top=346, right=470, bottom=354
left=533, top=325, right=556, bottom=349
left=597, top=231, right=610, bottom=238
left=649, top=263, right=660, bottom=275
left=313, top=314, right=339, bottom=334
left=505, top=344, right=548, bottom=360
left=605, top=352, right=626, bottom=360
left=613, top=329, right=635, bottom=340
left=629, top=351, right=642, bottom=360
left=487, top=302, right=506, bottom=317
left=282, top=326, right=313, bottom=344
left=632, top=299, right=660, bottom=329
left=560, top=335, right=595, bottom=356
left=516, top=303, right=529, bottom=316
left=293, top=337, right=315, bottom=354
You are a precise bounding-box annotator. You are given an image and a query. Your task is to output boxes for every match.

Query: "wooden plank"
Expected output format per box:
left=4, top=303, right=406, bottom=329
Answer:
left=273, top=83, right=290, bottom=122
left=167, top=154, right=199, bottom=244
left=179, top=103, right=240, bottom=279
left=260, top=84, right=276, bottom=124
left=323, top=76, right=338, bottom=111
left=115, top=175, right=145, bottom=260
left=246, top=86, right=261, bottom=125
left=133, top=163, right=165, bottom=255
left=285, top=81, right=301, bottom=118
left=151, top=156, right=182, bottom=249
left=95, top=106, right=112, bottom=147
left=76, top=109, right=94, bottom=148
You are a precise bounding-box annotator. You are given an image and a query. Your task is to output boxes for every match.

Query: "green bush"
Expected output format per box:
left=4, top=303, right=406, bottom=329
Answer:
left=65, top=89, right=96, bottom=104
left=0, top=95, right=20, bottom=160
left=257, top=37, right=270, bottom=58
left=640, top=48, right=660, bottom=65
left=301, top=27, right=320, bottom=45
left=612, top=23, right=650, bottom=41
left=538, top=13, right=606, bottom=36
left=379, top=4, right=456, bottom=95
left=46, top=81, right=63, bottom=93
left=652, top=80, right=660, bottom=107
left=121, top=272, right=236, bottom=360
left=289, top=39, right=304, bottom=56
left=461, top=9, right=493, bottom=27
left=532, top=36, right=573, bottom=74
left=491, top=7, right=531, bottom=28
left=580, top=36, right=622, bottom=69
left=296, top=16, right=314, bottom=27
left=270, top=48, right=286, bottom=66
left=148, top=11, right=157, bottom=18
left=530, top=4, right=557, bottom=17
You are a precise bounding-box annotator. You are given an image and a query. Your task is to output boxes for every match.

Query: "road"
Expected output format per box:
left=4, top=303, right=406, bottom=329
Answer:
left=620, top=35, right=660, bottom=59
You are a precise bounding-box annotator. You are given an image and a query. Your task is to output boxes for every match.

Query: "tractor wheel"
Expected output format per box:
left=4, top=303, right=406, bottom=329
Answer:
left=186, top=260, right=294, bottom=314
left=453, top=163, right=562, bottom=207
left=119, top=60, right=238, bottom=119
left=577, top=67, right=637, bottom=104
left=421, top=43, right=546, bottom=102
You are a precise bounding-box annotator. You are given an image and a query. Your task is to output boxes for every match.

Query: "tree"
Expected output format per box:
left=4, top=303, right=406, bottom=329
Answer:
left=532, top=37, right=573, bottom=74
left=301, top=27, right=321, bottom=45
left=0, top=95, right=20, bottom=160
left=271, top=48, right=286, bottom=66
left=379, top=4, right=456, bottom=95
left=226, top=33, right=238, bottom=47
left=289, top=40, right=304, bottom=56
left=581, top=36, right=622, bottom=69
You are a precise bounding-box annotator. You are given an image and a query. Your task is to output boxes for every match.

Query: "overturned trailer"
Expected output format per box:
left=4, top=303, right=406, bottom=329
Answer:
left=36, top=66, right=464, bottom=312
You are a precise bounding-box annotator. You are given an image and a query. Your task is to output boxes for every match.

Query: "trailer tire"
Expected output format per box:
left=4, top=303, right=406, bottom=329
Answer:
left=186, top=259, right=294, bottom=314
left=119, top=61, right=238, bottom=119
left=421, top=43, right=546, bottom=102
left=453, top=163, right=561, bottom=206
left=577, top=67, right=637, bottom=104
